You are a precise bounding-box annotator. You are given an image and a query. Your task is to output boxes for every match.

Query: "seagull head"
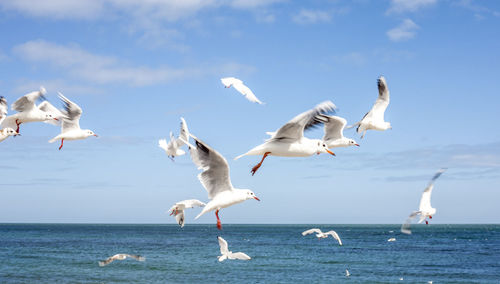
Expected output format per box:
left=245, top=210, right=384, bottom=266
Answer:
left=44, top=113, right=58, bottom=121
left=385, top=122, right=392, bottom=130
left=348, top=139, right=360, bottom=147
left=317, top=141, right=335, bottom=156
left=2, top=128, right=18, bottom=136
left=85, top=130, right=98, bottom=137
left=244, top=189, right=260, bottom=201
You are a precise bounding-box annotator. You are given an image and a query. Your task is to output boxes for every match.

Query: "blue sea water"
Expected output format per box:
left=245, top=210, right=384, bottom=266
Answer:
left=0, top=224, right=499, bottom=283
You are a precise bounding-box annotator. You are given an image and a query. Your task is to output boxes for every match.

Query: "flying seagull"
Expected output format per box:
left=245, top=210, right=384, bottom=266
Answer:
left=98, top=254, right=145, bottom=266
left=302, top=228, right=343, bottom=245
left=221, top=77, right=264, bottom=104
left=168, top=199, right=206, bottom=228
left=217, top=236, right=251, bottom=262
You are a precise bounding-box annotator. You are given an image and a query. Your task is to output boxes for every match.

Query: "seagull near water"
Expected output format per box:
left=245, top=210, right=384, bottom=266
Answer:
left=401, top=168, right=447, bottom=235
left=217, top=236, right=251, bottom=262
left=48, top=93, right=97, bottom=150
left=98, top=254, right=145, bottom=266
left=302, top=228, right=343, bottom=245
left=235, top=101, right=337, bottom=175
left=1, top=87, right=59, bottom=134
left=158, top=117, right=189, bottom=161
left=168, top=199, right=206, bottom=228
left=221, top=77, right=264, bottom=104
left=348, top=76, right=391, bottom=138
left=180, top=133, right=260, bottom=230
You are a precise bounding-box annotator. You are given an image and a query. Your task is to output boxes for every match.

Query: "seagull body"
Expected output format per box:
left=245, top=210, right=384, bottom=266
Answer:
left=217, top=236, right=251, bottom=262
left=158, top=117, right=189, bottom=160
left=302, top=228, right=343, bottom=245
left=168, top=199, right=206, bottom=228
left=1, top=87, right=58, bottom=134
left=322, top=115, right=359, bottom=148
left=221, top=77, right=263, bottom=104
left=235, top=101, right=337, bottom=175
left=387, top=238, right=396, bottom=242
left=48, top=93, right=97, bottom=150
left=0, top=128, right=18, bottom=142
left=182, top=133, right=260, bottom=230
left=98, top=254, right=145, bottom=266
left=348, top=76, right=391, bottom=138
left=401, top=169, right=447, bottom=235
left=0, top=96, right=7, bottom=126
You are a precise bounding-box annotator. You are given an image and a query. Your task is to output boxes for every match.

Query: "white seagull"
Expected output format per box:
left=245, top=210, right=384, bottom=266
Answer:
left=158, top=117, right=189, bottom=161
left=217, top=236, right=251, bottom=262
left=302, top=228, right=343, bottom=245
left=98, top=254, right=145, bottom=266
left=221, top=77, right=264, bottom=104
left=182, top=134, right=260, bottom=230
left=1, top=87, right=59, bottom=134
left=401, top=168, right=447, bottom=235
left=168, top=199, right=206, bottom=228
left=48, top=93, right=97, bottom=150
left=38, top=100, right=66, bottom=125
left=348, top=76, right=391, bottom=138
left=0, top=96, right=7, bottom=126
left=0, top=128, right=18, bottom=143
left=346, top=269, right=351, bottom=277
left=235, top=101, right=336, bottom=175
left=387, top=238, right=396, bottom=242
left=322, top=115, right=359, bottom=148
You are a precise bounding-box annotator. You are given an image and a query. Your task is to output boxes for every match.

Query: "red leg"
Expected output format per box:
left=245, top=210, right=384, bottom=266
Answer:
left=216, top=209, right=222, bottom=230
left=251, top=152, right=271, bottom=176
left=425, top=220, right=428, bottom=225
left=59, top=138, right=64, bottom=150
left=15, top=119, right=20, bottom=134
left=429, top=216, right=432, bottom=219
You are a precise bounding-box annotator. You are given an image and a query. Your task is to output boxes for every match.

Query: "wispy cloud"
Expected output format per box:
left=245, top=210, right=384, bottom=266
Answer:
left=0, top=0, right=106, bottom=20
left=12, top=79, right=105, bottom=97
left=292, top=9, right=332, bottom=24
left=454, top=0, right=500, bottom=20
left=387, top=0, right=437, bottom=14
left=386, top=19, right=419, bottom=42
left=229, top=0, right=284, bottom=9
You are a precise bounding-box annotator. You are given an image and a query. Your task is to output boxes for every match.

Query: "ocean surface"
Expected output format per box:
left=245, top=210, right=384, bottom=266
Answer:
left=0, top=224, right=499, bottom=283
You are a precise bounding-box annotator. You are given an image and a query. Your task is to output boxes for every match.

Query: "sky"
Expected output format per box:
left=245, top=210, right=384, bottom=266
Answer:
left=0, top=0, right=499, bottom=224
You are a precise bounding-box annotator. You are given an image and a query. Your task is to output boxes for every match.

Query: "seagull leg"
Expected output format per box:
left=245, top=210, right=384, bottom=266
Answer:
left=216, top=209, right=222, bottom=230
left=429, top=216, right=432, bottom=219
left=15, top=119, right=20, bottom=135
left=251, top=152, right=271, bottom=176
left=425, top=220, right=429, bottom=225
left=59, top=139, right=64, bottom=150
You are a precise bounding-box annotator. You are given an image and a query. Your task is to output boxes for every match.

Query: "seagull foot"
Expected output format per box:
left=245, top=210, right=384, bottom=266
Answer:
left=58, top=139, right=64, bottom=150
left=429, top=216, right=432, bottom=219
left=251, top=152, right=271, bottom=176
left=217, top=220, right=222, bottom=230
left=425, top=220, right=429, bottom=225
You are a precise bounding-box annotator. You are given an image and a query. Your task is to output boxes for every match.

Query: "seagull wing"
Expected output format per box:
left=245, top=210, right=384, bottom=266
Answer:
left=218, top=236, right=229, bottom=255
left=12, top=87, right=47, bottom=112
left=419, top=168, right=446, bottom=212
left=401, top=211, right=420, bottom=235
left=324, top=230, right=342, bottom=245
left=98, top=255, right=118, bottom=266
left=176, top=117, right=190, bottom=147
left=58, top=92, right=82, bottom=133
left=38, top=101, right=65, bottom=125
left=365, top=76, right=390, bottom=122
left=271, top=101, right=336, bottom=141
left=0, top=97, right=7, bottom=125
left=229, top=252, right=251, bottom=260
left=232, top=82, right=263, bottom=104
left=188, top=134, right=234, bottom=199
left=181, top=199, right=206, bottom=209
left=322, top=115, right=347, bottom=143
left=127, top=254, right=146, bottom=261
left=302, top=228, right=322, bottom=236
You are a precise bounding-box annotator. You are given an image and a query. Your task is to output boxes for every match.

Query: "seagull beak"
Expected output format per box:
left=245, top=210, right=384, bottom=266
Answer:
left=355, top=144, right=360, bottom=147
left=326, top=149, right=336, bottom=156
left=93, top=134, right=98, bottom=137
left=254, top=196, right=260, bottom=201
left=53, top=118, right=59, bottom=121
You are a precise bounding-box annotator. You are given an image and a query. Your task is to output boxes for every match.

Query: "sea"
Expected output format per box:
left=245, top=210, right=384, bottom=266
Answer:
left=0, top=224, right=499, bottom=283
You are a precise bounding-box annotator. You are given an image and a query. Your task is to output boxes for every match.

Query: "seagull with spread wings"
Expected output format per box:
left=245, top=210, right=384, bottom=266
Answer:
left=158, top=117, right=189, bottom=161
left=48, top=93, right=97, bottom=150
left=302, top=228, right=343, bottom=245
left=348, top=76, right=391, bottom=138
left=168, top=199, right=206, bottom=228
left=322, top=115, right=359, bottom=148
left=181, top=134, right=260, bottom=230
left=98, top=254, right=145, bottom=266
left=235, top=101, right=337, bottom=175
left=401, top=168, right=447, bottom=235
left=217, top=236, right=251, bottom=262
left=221, top=77, right=264, bottom=104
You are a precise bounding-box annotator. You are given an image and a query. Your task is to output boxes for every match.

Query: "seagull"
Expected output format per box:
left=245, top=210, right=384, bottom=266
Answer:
left=217, top=236, right=251, bottom=262
left=387, top=238, right=396, bottom=242
left=1, top=87, right=59, bottom=134
left=235, top=101, right=337, bottom=175
left=401, top=168, right=447, bottom=235
left=0, top=128, right=18, bottom=142
left=221, top=77, right=264, bottom=104
left=347, top=76, right=391, bottom=139
left=48, top=93, right=97, bottom=150
left=302, top=228, right=343, bottom=245
left=181, top=134, right=260, bottom=230
left=168, top=199, right=206, bottom=228
left=98, top=254, right=145, bottom=266
left=0, top=96, right=7, bottom=126
left=346, top=269, right=350, bottom=278
left=322, top=115, right=359, bottom=148
left=38, top=100, right=66, bottom=125
left=158, top=117, right=189, bottom=161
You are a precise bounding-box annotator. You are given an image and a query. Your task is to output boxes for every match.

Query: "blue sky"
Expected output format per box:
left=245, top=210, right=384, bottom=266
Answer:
left=0, top=0, right=499, bottom=224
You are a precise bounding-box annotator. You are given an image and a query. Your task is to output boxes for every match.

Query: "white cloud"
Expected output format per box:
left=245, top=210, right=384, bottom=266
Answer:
left=387, top=0, right=437, bottom=14
left=0, top=0, right=105, bottom=20
left=229, top=0, right=284, bottom=9
left=12, top=79, right=105, bottom=97
left=386, top=19, right=419, bottom=42
left=12, top=40, right=254, bottom=86
left=292, top=9, right=331, bottom=24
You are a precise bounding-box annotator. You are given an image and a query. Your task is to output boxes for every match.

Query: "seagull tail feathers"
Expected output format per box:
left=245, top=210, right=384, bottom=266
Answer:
left=48, top=137, right=58, bottom=143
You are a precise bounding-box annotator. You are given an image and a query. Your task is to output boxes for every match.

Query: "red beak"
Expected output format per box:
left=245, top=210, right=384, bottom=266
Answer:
left=254, top=196, right=260, bottom=201
left=355, top=144, right=360, bottom=147
left=94, top=134, right=98, bottom=137
left=53, top=118, right=59, bottom=121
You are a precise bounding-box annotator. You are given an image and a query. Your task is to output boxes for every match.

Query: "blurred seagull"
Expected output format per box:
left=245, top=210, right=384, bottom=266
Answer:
left=98, top=254, right=145, bottom=266
left=348, top=76, right=391, bottom=138
left=38, top=100, right=66, bottom=125
left=158, top=117, right=189, bottom=161
left=168, top=199, right=206, bottom=228
left=217, top=236, right=251, bottom=262
left=221, top=77, right=264, bottom=104
left=0, top=128, right=18, bottom=142
left=322, top=115, right=359, bottom=148
left=302, top=228, right=343, bottom=245
left=0, top=96, right=7, bottom=126
left=48, top=92, right=97, bottom=150
left=235, top=101, right=337, bottom=175
left=346, top=269, right=351, bottom=277
left=181, top=134, right=260, bottom=230
left=1, top=87, right=58, bottom=134
left=387, top=238, right=396, bottom=242
left=401, top=168, right=447, bottom=235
